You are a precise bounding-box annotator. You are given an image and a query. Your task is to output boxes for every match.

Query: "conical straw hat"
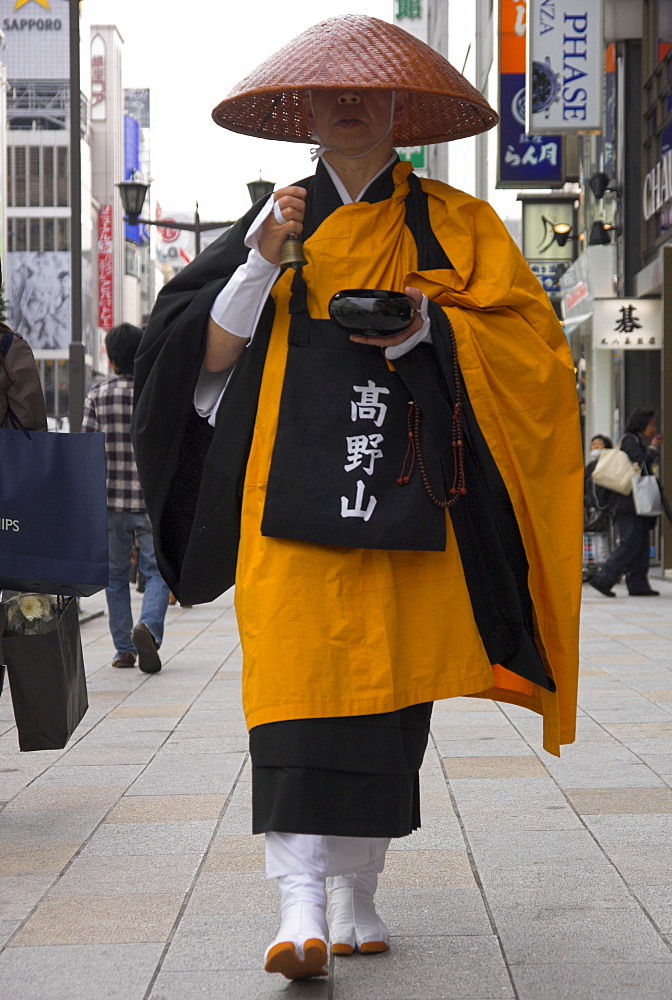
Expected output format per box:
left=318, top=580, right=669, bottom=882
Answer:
left=212, top=15, right=498, bottom=145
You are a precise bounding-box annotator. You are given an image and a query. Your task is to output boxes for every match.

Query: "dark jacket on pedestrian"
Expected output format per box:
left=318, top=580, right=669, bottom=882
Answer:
left=0, top=322, right=47, bottom=431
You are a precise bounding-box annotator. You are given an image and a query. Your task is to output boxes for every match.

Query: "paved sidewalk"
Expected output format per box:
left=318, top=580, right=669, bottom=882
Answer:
left=1, top=579, right=672, bottom=1000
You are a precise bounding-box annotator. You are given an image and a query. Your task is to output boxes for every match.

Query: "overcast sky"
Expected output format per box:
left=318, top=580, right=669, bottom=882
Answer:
left=82, top=0, right=395, bottom=220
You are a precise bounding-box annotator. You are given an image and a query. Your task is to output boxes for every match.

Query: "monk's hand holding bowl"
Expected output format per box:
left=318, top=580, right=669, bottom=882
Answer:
left=348, top=286, right=425, bottom=348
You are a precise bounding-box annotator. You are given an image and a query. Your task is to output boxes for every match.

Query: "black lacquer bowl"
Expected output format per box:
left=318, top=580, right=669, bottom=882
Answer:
left=328, top=289, right=415, bottom=338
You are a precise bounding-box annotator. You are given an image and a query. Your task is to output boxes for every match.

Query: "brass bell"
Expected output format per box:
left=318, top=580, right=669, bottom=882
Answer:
left=279, top=233, right=307, bottom=270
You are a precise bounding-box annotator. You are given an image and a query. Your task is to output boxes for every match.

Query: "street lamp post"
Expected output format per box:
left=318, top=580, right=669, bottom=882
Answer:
left=117, top=177, right=276, bottom=257
left=68, top=0, right=85, bottom=432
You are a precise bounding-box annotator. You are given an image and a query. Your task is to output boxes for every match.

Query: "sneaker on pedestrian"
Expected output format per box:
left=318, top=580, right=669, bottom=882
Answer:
left=132, top=622, right=162, bottom=673
left=112, top=651, right=136, bottom=668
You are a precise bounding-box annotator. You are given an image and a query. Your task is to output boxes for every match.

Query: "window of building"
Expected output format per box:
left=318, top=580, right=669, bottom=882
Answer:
left=56, top=148, right=68, bottom=207
left=14, top=147, right=26, bottom=207
left=6, top=144, right=69, bottom=207
left=43, top=147, right=54, bottom=207
left=7, top=217, right=70, bottom=253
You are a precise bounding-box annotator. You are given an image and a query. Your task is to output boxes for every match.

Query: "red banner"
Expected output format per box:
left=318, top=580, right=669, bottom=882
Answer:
left=97, top=206, right=113, bottom=332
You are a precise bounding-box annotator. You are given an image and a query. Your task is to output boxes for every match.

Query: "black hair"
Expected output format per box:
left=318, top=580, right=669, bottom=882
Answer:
left=105, top=323, right=143, bottom=375
left=590, top=434, right=613, bottom=449
left=624, top=408, right=656, bottom=435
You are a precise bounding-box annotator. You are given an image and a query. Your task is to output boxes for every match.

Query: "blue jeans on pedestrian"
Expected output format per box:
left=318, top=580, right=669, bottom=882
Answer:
left=106, top=510, right=170, bottom=657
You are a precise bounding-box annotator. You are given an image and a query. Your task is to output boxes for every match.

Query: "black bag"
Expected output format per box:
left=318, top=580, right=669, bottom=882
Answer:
left=2, top=596, right=88, bottom=751
left=0, top=421, right=108, bottom=596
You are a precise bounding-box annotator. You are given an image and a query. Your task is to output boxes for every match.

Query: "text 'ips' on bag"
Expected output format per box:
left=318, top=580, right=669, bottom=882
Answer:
left=0, top=428, right=108, bottom=596
left=591, top=447, right=640, bottom=495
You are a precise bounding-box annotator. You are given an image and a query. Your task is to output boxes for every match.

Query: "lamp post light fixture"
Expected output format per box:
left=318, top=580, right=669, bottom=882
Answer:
left=551, top=221, right=583, bottom=248
left=246, top=176, right=275, bottom=204
left=588, top=220, right=617, bottom=246
left=116, top=177, right=237, bottom=256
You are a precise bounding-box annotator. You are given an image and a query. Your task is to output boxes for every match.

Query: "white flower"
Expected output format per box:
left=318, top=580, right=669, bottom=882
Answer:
left=16, top=594, right=54, bottom=622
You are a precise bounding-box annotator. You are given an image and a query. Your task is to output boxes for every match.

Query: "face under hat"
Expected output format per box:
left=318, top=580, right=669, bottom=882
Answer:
left=212, top=15, right=499, bottom=145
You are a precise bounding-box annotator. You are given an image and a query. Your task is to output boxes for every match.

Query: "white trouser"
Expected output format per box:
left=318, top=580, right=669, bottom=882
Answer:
left=265, top=832, right=391, bottom=879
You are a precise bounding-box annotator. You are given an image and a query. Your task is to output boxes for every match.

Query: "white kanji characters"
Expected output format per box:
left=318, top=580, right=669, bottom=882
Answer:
left=344, top=433, right=384, bottom=475
left=351, top=380, right=390, bottom=428
left=341, top=480, right=378, bottom=521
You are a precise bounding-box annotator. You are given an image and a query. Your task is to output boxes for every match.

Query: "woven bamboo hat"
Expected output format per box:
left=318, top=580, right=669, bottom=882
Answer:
left=212, top=15, right=498, bottom=145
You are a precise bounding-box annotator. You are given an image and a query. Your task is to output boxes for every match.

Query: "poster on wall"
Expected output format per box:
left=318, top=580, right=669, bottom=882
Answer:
left=526, top=0, right=603, bottom=134
left=498, top=0, right=564, bottom=188
left=6, top=251, right=71, bottom=350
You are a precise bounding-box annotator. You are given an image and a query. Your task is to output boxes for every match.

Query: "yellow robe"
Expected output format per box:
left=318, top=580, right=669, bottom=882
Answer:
left=235, top=162, right=583, bottom=756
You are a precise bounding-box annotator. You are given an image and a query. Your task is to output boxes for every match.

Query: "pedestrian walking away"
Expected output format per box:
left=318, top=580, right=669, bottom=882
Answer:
left=132, top=15, right=583, bottom=983
left=81, top=323, right=170, bottom=672
left=590, top=408, right=664, bottom=598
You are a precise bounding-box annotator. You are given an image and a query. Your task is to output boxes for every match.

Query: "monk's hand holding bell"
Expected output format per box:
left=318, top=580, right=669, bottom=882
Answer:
left=259, top=186, right=307, bottom=266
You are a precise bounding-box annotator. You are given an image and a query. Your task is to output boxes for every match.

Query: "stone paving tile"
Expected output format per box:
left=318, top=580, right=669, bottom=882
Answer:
left=126, top=752, right=245, bottom=796
left=564, top=787, right=672, bottom=814
left=380, top=850, right=477, bottom=888
left=149, top=968, right=329, bottom=999
left=159, top=912, right=278, bottom=972
left=105, top=793, right=227, bottom=823
left=492, top=903, right=671, bottom=963
left=0, top=808, right=107, bottom=842
left=56, top=744, right=157, bottom=766
left=601, top=845, right=672, bottom=886
left=2, top=784, right=125, bottom=812
left=632, top=886, right=672, bottom=934
left=10, top=893, right=184, bottom=945
left=0, top=874, right=56, bottom=920
left=442, top=756, right=547, bottom=778
left=47, top=853, right=204, bottom=897
left=331, top=937, right=514, bottom=999
left=79, top=819, right=217, bottom=857
left=31, top=764, right=146, bottom=787
left=376, top=886, right=492, bottom=937
left=0, top=942, right=165, bottom=1000
left=108, top=705, right=190, bottom=719
left=585, top=812, right=672, bottom=845
left=185, top=872, right=276, bottom=916
left=509, top=961, right=672, bottom=1000
left=435, top=740, right=532, bottom=758
left=0, top=841, right=81, bottom=876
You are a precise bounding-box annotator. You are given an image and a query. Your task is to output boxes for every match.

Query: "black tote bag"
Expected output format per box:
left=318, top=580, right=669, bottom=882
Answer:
left=2, top=596, right=88, bottom=751
left=0, top=426, right=108, bottom=596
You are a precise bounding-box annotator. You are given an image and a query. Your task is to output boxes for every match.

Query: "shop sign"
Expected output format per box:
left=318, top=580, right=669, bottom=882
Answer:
left=526, top=0, right=603, bottom=134
left=397, top=146, right=426, bottom=169
left=594, top=298, right=662, bottom=350
left=97, top=206, right=113, bottom=332
left=642, top=150, right=672, bottom=221
left=91, top=33, right=106, bottom=122
left=498, top=0, right=564, bottom=187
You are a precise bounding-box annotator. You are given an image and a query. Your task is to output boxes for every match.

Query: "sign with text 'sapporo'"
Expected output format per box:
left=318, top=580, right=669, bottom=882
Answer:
left=593, top=299, right=663, bottom=351
left=526, top=0, right=603, bottom=134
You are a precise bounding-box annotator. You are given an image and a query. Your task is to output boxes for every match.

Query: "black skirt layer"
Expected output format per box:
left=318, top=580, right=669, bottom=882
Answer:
left=250, top=703, right=432, bottom=838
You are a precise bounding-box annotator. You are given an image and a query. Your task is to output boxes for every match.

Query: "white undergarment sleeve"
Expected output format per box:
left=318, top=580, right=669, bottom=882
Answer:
left=209, top=247, right=280, bottom=340
left=193, top=367, right=233, bottom=419
left=265, top=832, right=390, bottom=879
left=384, top=293, right=432, bottom=360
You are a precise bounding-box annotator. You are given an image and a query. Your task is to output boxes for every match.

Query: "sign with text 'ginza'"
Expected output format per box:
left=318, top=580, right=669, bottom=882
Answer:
left=594, top=299, right=663, bottom=351
left=526, top=0, right=603, bottom=133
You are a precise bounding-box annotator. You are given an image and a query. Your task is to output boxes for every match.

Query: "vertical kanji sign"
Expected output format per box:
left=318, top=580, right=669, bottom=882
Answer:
left=98, top=206, right=113, bottom=332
